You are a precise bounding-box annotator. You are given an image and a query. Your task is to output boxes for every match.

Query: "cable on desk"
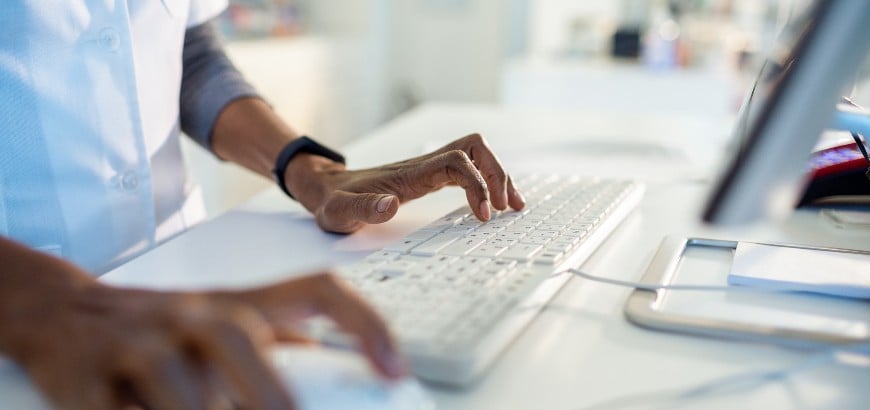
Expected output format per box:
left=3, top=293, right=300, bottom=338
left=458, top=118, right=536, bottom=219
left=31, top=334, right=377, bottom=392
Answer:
left=574, top=341, right=870, bottom=410
left=562, top=268, right=829, bottom=294
left=560, top=268, right=870, bottom=409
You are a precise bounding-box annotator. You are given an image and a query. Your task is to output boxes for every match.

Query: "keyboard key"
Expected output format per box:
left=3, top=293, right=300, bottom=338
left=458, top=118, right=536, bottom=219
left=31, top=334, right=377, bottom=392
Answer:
left=464, top=231, right=495, bottom=241
left=444, top=226, right=475, bottom=235
left=490, top=259, right=517, bottom=270
left=395, top=254, right=440, bottom=264
left=550, top=238, right=578, bottom=251
left=507, top=223, right=538, bottom=234
left=411, top=231, right=466, bottom=256
left=546, top=242, right=574, bottom=255
left=533, top=250, right=563, bottom=265
left=522, top=213, right=549, bottom=222
left=439, top=238, right=486, bottom=256
left=500, top=243, right=543, bottom=261
left=569, top=223, right=593, bottom=232
left=538, top=223, right=567, bottom=232
left=475, top=224, right=506, bottom=235
left=452, top=257, right=492, bottom=270
left=562, top=228, right=587, bottom=237
left=519, top=236, right=550, bottom=246
left=529, top=230, right=559, bottom=239
left=420, top=214, right=465, bottom=232
left=468, top=244, right=509, bottom=258
left=488, top=237, right=518, bottom=248
left=384, top=235, right=432, bottom=253
left=496, top=231, right=526, bottom=241
left=457, top=219, right=485, bottom=229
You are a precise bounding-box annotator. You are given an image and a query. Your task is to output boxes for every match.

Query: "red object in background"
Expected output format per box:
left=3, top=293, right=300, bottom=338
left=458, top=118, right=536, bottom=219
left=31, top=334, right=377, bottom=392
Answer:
left=808, top=142, right=867, bottom=178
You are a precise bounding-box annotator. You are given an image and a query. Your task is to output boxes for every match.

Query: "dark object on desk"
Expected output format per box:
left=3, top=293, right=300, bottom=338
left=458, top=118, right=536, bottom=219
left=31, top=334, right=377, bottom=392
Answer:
left=798, top=169, right=870, bottom=206
left=797, top=141, right=870, bottom=207
left=611, top=27, right=642, bottom=59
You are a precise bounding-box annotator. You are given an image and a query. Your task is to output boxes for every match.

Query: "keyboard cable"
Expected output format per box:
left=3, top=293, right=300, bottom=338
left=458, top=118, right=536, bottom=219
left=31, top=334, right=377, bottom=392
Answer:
left=556, top=268, right=870, bottom=409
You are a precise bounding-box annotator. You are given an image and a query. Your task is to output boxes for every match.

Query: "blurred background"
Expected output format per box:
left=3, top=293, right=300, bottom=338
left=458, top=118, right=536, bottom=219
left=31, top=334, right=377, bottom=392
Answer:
left=184, top=0, right=870, bottom=217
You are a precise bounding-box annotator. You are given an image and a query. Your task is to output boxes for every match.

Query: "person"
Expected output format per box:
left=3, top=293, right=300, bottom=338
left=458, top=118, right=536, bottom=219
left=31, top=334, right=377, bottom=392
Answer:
left=0, top=1, right=525, bottom=409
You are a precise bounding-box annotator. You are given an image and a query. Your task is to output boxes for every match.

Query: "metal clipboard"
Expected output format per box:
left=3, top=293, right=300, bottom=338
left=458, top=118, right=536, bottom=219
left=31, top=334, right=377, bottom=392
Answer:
left=624, top=236, right=870, bottom=348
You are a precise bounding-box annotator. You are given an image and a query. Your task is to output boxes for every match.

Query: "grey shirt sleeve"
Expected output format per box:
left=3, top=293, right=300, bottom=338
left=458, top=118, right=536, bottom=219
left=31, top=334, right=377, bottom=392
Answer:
left=179, top=21, right=260, bottom=152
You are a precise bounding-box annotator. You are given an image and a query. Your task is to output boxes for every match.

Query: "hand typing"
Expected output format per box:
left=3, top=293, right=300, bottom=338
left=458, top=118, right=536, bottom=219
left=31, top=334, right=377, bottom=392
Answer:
left=285, top=133, right=526, bottom=233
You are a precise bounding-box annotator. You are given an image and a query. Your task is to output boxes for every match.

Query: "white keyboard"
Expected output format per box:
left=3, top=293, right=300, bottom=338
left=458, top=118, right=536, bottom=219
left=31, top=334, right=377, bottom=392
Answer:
left=314, top=175, right=644, bottom=386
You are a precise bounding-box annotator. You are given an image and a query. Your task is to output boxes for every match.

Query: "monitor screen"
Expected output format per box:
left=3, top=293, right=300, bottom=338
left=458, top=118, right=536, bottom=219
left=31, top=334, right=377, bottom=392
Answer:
left=703, top=0, right=870, bottom=225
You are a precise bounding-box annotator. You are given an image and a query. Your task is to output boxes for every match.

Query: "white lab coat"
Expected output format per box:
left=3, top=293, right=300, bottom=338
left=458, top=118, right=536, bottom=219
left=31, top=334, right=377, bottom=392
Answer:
left=0, top=0, right=226, bottom=274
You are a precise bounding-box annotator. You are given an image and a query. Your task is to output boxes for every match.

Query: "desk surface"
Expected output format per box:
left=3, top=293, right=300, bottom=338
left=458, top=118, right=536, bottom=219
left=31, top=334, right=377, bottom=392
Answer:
left=5, top=104, right=870, bottom=409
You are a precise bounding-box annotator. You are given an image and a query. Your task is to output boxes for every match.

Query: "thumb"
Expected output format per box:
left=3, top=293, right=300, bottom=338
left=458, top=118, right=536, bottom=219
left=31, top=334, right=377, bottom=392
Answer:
left=317, top=191, right=399, bottom=233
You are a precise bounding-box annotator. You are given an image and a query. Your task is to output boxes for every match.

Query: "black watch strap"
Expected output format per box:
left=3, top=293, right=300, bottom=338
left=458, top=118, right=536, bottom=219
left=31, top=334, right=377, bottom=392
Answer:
left=272, top=136, right=345, bottom=199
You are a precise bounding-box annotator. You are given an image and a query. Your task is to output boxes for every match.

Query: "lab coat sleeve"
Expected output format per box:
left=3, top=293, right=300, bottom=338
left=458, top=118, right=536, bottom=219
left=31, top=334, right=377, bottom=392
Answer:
left=179, top=20, right=260, bottom=153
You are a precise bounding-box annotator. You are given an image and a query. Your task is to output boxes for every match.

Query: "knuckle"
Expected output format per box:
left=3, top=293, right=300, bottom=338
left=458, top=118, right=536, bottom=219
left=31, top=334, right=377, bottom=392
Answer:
left=445, top=149, right=469, bottom=163
left=311, top=271, right=339, bottom=285
left=325, top=273, right=348, bottom=292
left=447, top=149, right=469, bottom=162
left=117, top=341, right=172, bottom=374
left=478, top=182, right=490, bottom=197
left=466, top=133, right=484, bottom=144
left=354, top=195, right=372, bottom=216
left=395, top=167, right=420, bottom=194
left=307, top=272, right=345, bottom=296
left=147, top=306, right=178, bottom=329
left=208, top=316, right=251, bottom=345
left=489, top=168, right=507, bottom=184
left=306, top=273, right=348, bottom=311
left=312, top=271, right=333, bottom=280
left=163, top=295, right=203, bottom=323
left=444, top=152, right=475, bottom=174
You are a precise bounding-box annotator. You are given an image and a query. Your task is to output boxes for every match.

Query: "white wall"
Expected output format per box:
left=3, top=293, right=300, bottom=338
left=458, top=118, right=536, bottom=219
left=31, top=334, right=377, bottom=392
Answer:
left=526, top=1, right=620, bottom=58
left=386, top=0, right=509, bottom=107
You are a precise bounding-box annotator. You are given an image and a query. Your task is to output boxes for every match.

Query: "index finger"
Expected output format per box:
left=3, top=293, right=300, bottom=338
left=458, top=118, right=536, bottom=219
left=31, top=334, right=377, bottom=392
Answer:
left=455, top=134, right=525, bottom=211
left=408, top=150, right=491, bottom=221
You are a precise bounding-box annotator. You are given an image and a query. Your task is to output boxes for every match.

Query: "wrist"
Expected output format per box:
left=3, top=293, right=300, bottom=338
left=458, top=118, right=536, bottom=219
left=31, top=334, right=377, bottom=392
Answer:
left=283, top=153, right=345, bottom=212
left=271, top=136, right=345, bottom=204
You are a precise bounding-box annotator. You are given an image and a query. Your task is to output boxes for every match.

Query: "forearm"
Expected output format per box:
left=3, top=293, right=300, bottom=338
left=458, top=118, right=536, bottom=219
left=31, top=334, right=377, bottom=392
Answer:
left=210, top=97, right=344, bottom=212
left=210, top=97, right=298, bottom=178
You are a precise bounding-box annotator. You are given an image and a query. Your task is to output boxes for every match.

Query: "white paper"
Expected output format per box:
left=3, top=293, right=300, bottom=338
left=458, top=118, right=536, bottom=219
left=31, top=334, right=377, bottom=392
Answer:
left=729, top=243, right=870, bottom=299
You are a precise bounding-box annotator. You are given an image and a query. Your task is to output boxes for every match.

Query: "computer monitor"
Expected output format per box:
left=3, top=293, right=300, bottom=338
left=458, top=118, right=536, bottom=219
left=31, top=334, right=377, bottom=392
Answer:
left=703, top=0, right=870, bottom=225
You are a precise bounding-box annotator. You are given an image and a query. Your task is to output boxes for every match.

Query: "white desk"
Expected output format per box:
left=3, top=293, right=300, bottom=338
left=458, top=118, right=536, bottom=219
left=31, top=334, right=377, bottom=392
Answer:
left=3, top=104, right=869, bottom=409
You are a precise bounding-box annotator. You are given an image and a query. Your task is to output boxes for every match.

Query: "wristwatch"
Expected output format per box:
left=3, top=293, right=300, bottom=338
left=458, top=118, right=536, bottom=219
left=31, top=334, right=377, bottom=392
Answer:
left=272, top=136, right=346, bottom=199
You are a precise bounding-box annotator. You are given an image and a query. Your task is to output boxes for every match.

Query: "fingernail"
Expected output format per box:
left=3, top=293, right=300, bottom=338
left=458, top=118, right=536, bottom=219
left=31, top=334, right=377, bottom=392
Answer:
left=376, top=195, right=393, bottom=213
left=514, top=189, right=527, bottom=206
left=479, top=200, right=491, bottom=220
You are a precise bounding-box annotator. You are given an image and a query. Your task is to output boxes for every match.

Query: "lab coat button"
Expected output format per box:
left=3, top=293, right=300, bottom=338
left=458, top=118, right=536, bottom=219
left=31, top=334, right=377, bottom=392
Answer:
left=120, top=172, right=139, bottom=191
left=100, top=28, right=121, bottom=52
